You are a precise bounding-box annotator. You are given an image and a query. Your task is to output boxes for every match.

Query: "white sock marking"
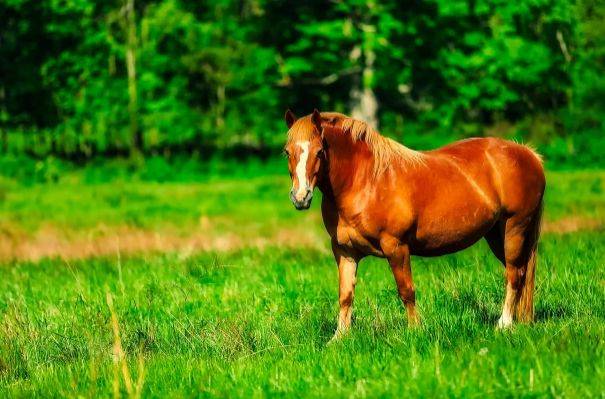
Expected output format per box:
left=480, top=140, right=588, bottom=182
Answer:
left=498, top=282, right=515, bottom=329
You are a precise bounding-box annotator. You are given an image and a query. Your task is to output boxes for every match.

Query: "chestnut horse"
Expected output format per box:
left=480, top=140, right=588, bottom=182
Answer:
left=283, top=109, right=545, bottom=339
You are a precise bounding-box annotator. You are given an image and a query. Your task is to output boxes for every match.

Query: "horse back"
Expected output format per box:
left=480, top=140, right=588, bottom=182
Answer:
left=402, top=137, right=544, bottom=255
left=425, top=137, right=545, bottom=214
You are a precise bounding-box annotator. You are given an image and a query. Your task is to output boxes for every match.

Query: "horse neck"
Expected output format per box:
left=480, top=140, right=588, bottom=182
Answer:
left=318, top=128, right=375, bottom=201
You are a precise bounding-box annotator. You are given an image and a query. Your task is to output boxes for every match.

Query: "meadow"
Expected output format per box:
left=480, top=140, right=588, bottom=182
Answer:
left=0, top=166, right=604, bottom=397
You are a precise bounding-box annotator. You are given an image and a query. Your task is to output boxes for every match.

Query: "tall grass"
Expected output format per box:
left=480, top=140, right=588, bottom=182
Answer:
left=0, top=168, right=603, bottom=396
left=0, top=233, right=603, bottom=397
left=106, top=290, right=145, bottom=398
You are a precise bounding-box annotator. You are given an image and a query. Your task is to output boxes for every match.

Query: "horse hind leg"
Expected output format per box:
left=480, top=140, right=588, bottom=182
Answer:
left=498, top=262, right=522, bottom=329
left=498, top=205, right=543, bottom=328
left=484, top=222, right=516, bottom=328
left=485, top=222, right=506, bottom=265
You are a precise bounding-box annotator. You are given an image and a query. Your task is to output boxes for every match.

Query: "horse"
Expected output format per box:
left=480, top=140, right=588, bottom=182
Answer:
left=283, top=109, right=545, bottom=340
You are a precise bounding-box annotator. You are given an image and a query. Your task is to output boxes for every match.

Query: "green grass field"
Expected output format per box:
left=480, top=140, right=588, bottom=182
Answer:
left=1, top=168, right=604, bottom=397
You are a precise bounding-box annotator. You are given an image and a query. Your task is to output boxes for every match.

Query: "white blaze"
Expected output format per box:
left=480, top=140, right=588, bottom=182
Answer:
left=294, top=141, right=310, bottom=200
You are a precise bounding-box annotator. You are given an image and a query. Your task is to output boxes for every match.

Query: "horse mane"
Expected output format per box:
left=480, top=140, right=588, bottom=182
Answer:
left=287, top=112, right=425, bottom=176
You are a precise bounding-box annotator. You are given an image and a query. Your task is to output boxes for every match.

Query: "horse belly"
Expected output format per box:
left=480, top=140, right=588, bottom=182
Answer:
left=410, top=207, right=498, bottom=257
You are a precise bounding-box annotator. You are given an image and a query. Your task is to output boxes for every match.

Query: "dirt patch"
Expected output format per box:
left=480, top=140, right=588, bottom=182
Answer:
left=0, top=216, right=601, bottom=262
left=542, top=216, right=603, bottom=234
left=0, top=224, right=327, bottom=262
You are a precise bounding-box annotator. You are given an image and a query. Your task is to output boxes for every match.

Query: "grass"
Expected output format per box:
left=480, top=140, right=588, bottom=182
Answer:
left=1, top=236, right=604, bottom=397
left=0, top=170, right=602, bottom=242
left=0, top=167, right=604, bottom=397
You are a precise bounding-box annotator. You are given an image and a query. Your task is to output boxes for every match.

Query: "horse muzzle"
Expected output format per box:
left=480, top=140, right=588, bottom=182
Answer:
left=290, top=188, right=313, bottom=210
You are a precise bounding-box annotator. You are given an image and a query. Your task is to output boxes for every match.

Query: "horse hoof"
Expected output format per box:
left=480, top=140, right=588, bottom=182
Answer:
left=409, top=321, right=421, bottom=329
left=496, top=318, right=513, bottom=330
left=327, top=330, right=347, bottom=345
left=408, top=314, right=421, bottom=328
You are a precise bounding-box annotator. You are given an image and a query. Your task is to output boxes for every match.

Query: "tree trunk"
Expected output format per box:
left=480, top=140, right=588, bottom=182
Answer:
left=0, top=86, right=7, bottom=153
left=350, top=24, right=378, bottom=128
left=125, top=0, right=142, bottom=154
left=216, top=84, right=225, bottom=129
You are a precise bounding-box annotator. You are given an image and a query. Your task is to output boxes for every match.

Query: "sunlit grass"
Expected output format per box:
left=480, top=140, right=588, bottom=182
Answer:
left=0, top=233, right=603, bottom=397
left=0, top=169, right=603, bottom=396
left=0, top=169, right=602, bottom=235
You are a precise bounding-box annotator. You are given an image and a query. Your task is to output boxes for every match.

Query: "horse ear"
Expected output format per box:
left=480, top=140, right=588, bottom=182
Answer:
left=285, top=109, right=297, bottom=129
left=311, top=108, right=322, bottom=134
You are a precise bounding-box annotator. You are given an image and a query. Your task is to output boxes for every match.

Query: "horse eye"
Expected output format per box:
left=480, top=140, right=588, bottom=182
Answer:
left=316, top=149, right=324, bottom=156
left=283, top=149, right=290, bottom=158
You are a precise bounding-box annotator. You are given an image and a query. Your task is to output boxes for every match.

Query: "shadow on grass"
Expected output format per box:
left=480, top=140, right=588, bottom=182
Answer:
left=535, top=305, right=573, bottom=322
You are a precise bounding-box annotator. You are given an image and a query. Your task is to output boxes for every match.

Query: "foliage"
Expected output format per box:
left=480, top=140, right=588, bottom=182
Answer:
left=0, top=0, right=604, bottom=166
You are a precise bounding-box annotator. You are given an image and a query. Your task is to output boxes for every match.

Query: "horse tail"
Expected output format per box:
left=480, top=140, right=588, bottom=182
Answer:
left=516, top=199, right=543, bottom=322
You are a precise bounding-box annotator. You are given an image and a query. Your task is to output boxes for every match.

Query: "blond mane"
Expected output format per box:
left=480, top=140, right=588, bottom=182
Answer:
left=287, top=112, right=425, bottom=176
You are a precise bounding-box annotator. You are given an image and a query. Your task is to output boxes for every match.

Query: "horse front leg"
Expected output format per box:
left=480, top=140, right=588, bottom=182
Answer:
left=386, top=242, right=420, bottom=326
left=330, top=242, right=359, bottom=342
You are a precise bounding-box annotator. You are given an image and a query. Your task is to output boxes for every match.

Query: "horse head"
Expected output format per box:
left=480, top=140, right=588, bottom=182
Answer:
left=283, top=109, right=326, bottom=210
